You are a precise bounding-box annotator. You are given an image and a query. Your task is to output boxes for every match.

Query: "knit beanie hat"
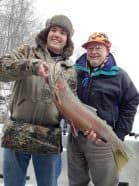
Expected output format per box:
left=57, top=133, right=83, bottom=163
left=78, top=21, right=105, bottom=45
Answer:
left=82, top=32, right=112, bottom=51
left=46, top=15, right=74, bottom=37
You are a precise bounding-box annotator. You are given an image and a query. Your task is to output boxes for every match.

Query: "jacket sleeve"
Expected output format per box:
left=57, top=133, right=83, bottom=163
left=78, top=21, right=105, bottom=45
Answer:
left=114, top=70, right=139, bottom=140
left=0, top=45, right=39, bottom=82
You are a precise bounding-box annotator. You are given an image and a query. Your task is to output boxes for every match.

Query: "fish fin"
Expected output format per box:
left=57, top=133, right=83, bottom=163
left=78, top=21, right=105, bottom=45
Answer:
left=70, top=121, right=78, bottom=137
left=54, top=88, right=62, bottom=106
left=83, top=103, right=97, bottom=115
left=113, top=146, right=133, bottom=170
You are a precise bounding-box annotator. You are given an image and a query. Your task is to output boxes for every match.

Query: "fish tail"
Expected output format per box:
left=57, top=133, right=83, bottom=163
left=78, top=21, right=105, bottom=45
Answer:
left=112, top=142, right=133, bottom=170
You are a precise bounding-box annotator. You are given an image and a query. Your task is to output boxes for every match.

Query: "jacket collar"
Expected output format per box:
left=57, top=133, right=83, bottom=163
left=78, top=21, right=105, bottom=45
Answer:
left=74, top=53, right=119, bottom=76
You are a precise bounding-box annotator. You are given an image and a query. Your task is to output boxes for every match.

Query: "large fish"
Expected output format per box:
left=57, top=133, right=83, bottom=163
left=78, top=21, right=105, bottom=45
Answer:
left=47, top=61, right=132, bottom=170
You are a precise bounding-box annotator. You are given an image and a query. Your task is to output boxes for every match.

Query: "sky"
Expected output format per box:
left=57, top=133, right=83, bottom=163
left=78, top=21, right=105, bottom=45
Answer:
left=33, top=0, right=139, bottom=85
left=33, top=0, right=139, bottom=132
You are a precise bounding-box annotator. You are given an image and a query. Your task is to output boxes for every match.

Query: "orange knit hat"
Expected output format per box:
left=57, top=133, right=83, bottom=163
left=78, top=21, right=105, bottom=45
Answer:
left=82, top=32, right=112, bottom=50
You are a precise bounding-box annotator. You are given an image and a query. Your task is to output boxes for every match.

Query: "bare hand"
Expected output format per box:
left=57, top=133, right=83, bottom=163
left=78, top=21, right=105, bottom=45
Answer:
left=37, top=63, right=49, bottom=82
left=84, top=130, right=102, bottom=144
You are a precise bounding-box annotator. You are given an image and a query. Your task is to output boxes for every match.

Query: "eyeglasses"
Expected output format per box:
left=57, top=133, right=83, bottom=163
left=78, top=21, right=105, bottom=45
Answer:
left=87, top=44, right=104, bottom=52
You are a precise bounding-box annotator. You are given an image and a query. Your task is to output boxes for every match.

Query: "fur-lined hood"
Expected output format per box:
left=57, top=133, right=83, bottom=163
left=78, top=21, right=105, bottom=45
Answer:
left=35, top=30, right=74, bottom=59
left=35, top=15, right=74, bottom=59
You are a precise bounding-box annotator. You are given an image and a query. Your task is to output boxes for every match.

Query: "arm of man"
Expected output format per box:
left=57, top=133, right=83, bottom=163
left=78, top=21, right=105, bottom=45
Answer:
left=114, top=70, right=139, bottom=140
left=0, top=45, right=43, bottom=82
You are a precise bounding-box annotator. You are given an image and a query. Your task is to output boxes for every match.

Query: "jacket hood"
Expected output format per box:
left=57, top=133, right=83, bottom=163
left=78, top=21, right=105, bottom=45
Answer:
left=35, top=32, right=74, bottom=59
left=35, top=15, right=74, bottom=59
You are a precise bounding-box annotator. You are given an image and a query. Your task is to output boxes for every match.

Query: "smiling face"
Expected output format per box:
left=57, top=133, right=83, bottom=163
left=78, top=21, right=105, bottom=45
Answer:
left=46, top=26, right=68, bottom=54
left=86, top=43, right=109, bottom=68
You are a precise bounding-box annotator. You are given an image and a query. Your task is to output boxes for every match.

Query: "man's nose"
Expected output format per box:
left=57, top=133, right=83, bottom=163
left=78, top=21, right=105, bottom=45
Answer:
left=53, top=31, right=60, bottom=37
left=89, top=48, right=97, bottom=52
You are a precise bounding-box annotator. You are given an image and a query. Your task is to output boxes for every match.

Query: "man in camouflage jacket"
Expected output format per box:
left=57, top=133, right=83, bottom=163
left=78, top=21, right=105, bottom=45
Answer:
left=0, top=15, right=76, bottom=186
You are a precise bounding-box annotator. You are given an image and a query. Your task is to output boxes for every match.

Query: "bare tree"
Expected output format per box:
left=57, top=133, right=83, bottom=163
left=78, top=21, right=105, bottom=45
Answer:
left=0, top=0, right=41, bottom=55
left=0, top=0, right=42, bottom=105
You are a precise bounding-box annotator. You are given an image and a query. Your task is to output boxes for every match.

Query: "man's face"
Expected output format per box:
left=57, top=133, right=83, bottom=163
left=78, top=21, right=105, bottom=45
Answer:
left=47, top=26, right=68, bottom=54
left=86, top=43, right=109, bottom=68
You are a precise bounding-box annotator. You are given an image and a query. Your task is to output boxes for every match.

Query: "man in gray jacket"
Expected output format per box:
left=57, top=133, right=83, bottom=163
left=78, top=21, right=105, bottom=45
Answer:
left=0, top=14, right=76, bottom=186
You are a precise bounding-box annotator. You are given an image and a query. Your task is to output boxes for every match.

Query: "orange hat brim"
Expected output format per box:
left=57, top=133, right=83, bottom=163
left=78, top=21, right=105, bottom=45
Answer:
left=82, top=40, right=111, bottom=49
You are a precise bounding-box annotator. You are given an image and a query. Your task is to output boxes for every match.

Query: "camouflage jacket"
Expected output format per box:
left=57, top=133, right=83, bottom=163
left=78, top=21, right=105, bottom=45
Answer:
left=0, top=45, right=76, bottom=153
left=0, top=45, right=76, bottom=154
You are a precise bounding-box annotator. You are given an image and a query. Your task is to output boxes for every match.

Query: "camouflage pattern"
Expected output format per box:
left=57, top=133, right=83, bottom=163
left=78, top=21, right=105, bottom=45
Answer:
left=0, top=44, right=76, bottom=154
left=1, top=121, right=62, bottom=154
left=82, top=32, right=112, bottom=50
